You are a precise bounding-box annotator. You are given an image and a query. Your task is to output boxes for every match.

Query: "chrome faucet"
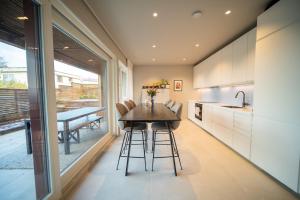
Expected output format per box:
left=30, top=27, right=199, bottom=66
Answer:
left=235, top=91, right=247, bottom=107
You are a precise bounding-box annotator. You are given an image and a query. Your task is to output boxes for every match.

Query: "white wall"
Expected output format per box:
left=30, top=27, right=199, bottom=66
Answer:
left=133, top=65, right=198, bottom=119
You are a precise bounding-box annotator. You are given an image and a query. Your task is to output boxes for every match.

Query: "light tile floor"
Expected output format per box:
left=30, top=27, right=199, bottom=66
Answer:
left=66, top=120, right=299, bottom=200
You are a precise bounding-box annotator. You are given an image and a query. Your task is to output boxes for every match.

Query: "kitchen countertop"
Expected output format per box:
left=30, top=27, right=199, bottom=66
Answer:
left=192, top=100, right=253, bottom=114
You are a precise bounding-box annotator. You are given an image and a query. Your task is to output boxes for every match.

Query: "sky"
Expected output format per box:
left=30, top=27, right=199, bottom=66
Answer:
left=0, top=41, right=98, bottom=81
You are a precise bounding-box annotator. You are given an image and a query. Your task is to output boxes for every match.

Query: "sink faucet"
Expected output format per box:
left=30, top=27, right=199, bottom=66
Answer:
left=235, top=91, right=247, bottom=107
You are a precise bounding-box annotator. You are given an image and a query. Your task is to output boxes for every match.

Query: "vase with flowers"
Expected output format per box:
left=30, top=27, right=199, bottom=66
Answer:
left=146, top=87, right=158, bottom=109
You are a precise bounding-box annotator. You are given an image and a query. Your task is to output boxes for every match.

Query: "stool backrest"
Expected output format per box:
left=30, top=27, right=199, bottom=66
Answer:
left=164, top=99, right=171, bottom=106
left=116, top=103, right=128, bottom=129
left=166, top=100, right=175, bottom=109
left=124, top=101, right=134, bottom=110
left=129, top=99, right=136, bottom=107
left=171, top=102, right=182, bottom=130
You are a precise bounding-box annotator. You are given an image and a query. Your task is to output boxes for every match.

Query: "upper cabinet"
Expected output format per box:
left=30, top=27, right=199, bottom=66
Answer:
left=193, top=28, right=256, bottom=88
left=232, top=34, right=248, bottom=84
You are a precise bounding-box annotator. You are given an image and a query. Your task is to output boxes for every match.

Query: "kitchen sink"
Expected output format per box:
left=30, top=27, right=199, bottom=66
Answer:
left=222, top=105, right=244, bottom=109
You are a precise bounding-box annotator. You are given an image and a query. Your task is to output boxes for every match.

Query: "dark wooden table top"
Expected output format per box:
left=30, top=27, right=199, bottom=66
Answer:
left=119, top=103, right=180, bottom=122
left=57, top=107, right=104, bottom=122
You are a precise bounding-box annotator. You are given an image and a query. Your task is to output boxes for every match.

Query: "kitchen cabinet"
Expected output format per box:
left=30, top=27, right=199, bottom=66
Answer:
left=246, top=28, right=256, bottom=82
left=193, top=28, right=255, bottom=89
left=252, top=0, right=300, bottom=192
left=218, top=44, right=233, bottom=86
left=256, top=0, right=300, bottom=40
left=232, top=34, right=248, bottom=84
left=232, top=112, right=252, bottom=159
left=188, top=100, right=196, bottom=122
left=251, top=116, right=300, bottom=191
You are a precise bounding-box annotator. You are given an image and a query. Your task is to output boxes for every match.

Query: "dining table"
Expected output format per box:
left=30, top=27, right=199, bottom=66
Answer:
left=119, top=103, right=180, bottom=176
left=57, top=106, right=104, bottom=154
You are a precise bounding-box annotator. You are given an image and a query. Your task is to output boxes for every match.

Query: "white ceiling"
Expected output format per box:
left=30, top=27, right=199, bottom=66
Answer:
left=85, top=0, right=272, bottom=66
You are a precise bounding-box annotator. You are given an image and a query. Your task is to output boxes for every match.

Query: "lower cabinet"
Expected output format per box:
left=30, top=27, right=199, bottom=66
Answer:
left=201, top=104, right=253, bottom=159
left=251, top=115, right=300, bottom=192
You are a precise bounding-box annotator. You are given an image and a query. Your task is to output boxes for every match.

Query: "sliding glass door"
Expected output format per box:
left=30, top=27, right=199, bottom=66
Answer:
left=0, top=0, right=50, bottom=199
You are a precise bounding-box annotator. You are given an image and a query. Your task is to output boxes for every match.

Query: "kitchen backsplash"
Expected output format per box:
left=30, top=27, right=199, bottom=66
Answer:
left=197, top=84, right=254, bottom=106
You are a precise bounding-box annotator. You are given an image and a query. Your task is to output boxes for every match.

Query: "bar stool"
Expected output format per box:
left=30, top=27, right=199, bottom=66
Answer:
left=116, top=103, right=147, bottom=172
left=124, top=100, right=134, bottom=110
left=151, top=102, right=183, bottom=172
left=166, top=100, right=175, bottom=109
left=129, top=99, right=136, bottom=107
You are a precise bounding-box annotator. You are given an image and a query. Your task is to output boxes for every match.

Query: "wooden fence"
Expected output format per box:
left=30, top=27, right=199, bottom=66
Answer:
left=0, top=89, right=29, bottom=124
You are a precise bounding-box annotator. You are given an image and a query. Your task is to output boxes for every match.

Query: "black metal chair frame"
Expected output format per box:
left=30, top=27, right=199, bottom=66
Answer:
left=151, top=127, right=183, bottom=172
left=116, top=128, right=147, bottom=171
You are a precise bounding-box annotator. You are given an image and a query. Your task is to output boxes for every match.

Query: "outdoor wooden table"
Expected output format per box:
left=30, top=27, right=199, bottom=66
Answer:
left=119, top=103, right=180, bottom=176
left=57, top=106, right=104, bottom=154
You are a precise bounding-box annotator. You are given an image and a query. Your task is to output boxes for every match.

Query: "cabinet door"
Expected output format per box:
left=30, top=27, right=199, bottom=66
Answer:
left=232, top=34, right=248, bottom=84
left=246, top=28, right=256, bottom=82
left=193, top=64, right=201, bottom=88
left=188, top=101, right=196, bottom=121
left=251, top=116, right=300, bottom=192
left=219, top=44, right=233, bottom=85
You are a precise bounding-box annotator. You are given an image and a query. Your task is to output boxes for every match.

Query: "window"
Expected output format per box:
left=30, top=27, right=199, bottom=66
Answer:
left=0, top=0, right=50, bottom=199
left=52, top=26, right=108, bottom=173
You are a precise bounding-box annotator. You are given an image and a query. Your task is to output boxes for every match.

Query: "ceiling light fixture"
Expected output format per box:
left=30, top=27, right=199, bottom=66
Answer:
left=152, top=58, right=156, bottom=62
left=63, top=46, right=69, bottom=50
left=182, top=58, right=187, bottom=61
left=152, top=44, right=157, bottom=48
left=225, top=10, right=231, bottom=15
left=88, top=59, right=94, bottom=62
left=17, top=16, right=28, bottom=20
left=153, top=12, right=158, bottom=18
left=192, top=10, right=202, bottom=18
left=195, top=43, right=200, bottom=48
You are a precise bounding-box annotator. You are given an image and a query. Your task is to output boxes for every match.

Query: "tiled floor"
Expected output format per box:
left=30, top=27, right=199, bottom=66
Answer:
left=65, top=120, right=298, bottom=200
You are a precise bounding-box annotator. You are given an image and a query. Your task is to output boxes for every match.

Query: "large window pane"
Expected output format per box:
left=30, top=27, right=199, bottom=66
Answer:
left=0, top=0, right=50, bottom=199
left=52, top=26, right=108, bottom=172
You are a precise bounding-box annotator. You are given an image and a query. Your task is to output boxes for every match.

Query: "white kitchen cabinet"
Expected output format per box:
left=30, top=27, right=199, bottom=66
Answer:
left=232, top=34, right=248, bottom=84
left=232, top=112, right=252, bottom=159
left=193, top=64, right=201, bottom=89
left=202, top=104, right=213, bottom=132
left=188, top=100, right=196, bottom=122
left=252, top=0, right=300, bottom=192
left=251, top=116, right=300, bottom=191
left=193, top=28, right=255, bottom=88
left=218, top=44, right=233, bottom=86
left=256, top=0, right=300, bottom=40
left=246, top=28, right=256, bottom=82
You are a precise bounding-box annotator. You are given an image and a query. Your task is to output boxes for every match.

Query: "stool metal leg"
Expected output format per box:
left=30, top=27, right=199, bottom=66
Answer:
left=167, top=122, right=177, bottom=176
left=116, top=131, right=128, bottom=170
left=171, top=131, right=183, bottom=170
left=141, top=130, right=147, bottom=171
left=125, top=125, right=134, bottom=176
left=151, top=130, right=157, bottom=171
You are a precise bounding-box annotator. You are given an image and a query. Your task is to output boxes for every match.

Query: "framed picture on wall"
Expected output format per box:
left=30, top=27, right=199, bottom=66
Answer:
left=174, top=80, right=183, bottom=91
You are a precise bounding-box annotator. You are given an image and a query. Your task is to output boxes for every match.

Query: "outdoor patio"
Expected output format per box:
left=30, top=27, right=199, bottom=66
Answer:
left=0, top=125, right=108, bottom=171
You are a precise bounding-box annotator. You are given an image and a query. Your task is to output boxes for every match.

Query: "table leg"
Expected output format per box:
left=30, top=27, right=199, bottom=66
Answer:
left=167, top=121, right=177, bottom=176
left=125, top=122, right=134, bottom=176
left=63, top=122, right=70, bottom=154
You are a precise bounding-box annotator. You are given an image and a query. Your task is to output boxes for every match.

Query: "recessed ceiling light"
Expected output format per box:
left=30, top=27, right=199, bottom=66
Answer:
left=88, top=59, right=94, bottom=62
left=152, top=44, right=157, bottom=48
left=182, top=58, right=187, bottom=61
left=17, top=16, right=28, bottom=20
left=152, top=58, right=156, bottom=62
left=192, top=10, right=202, bottom=18
left=225, top=10, right=231, bottom=15
left=153, top=12, right=158, bottom=18
left=63, top=46, right=69, bottom=50
left=195, top=43, right=200, bottom=48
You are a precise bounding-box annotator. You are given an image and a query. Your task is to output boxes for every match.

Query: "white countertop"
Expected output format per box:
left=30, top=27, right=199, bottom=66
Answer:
left=190, top=100, right=253, bottom=114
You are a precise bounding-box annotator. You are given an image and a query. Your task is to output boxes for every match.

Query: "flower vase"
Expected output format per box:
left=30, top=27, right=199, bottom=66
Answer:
left=151, top=97, right=154, bottom=110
